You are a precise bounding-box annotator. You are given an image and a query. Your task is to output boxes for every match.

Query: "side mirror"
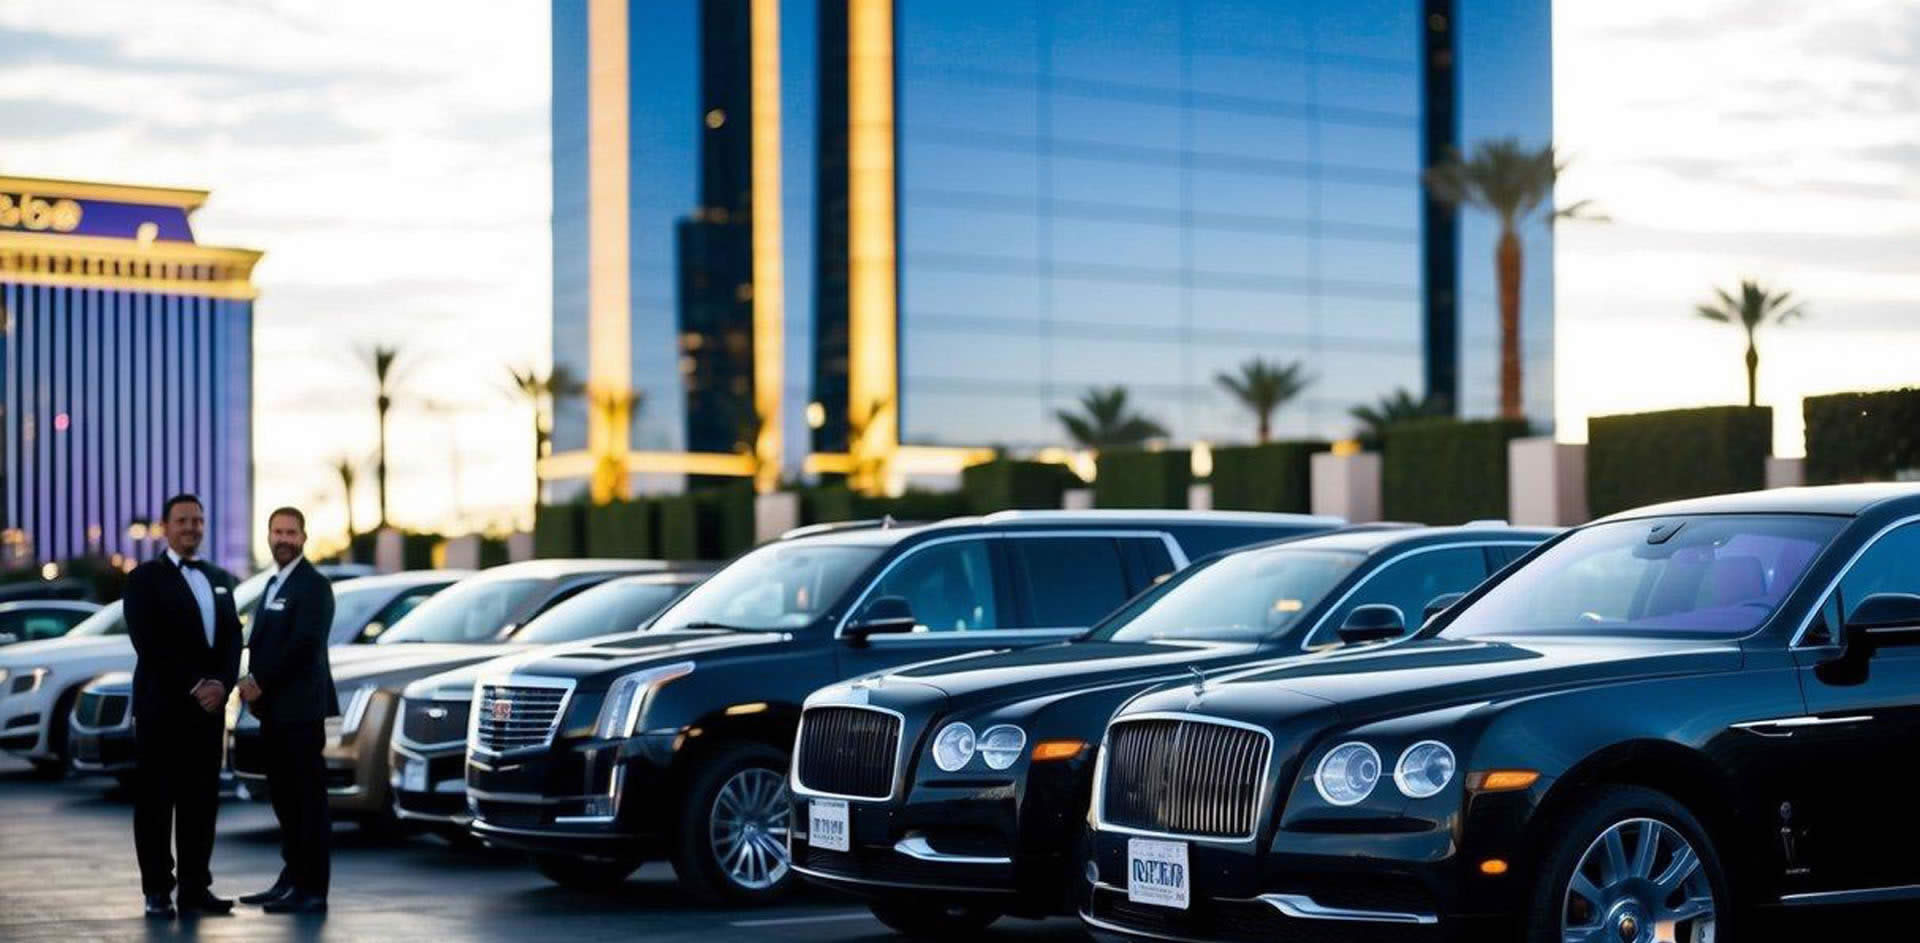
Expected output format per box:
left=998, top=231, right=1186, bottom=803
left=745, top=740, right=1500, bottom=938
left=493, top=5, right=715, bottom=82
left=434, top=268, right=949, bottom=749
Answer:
left=846, top=596, right=918, bottom=644
left=1845, top=593, right=1920, bottom=650
left=1337, top=604, right=1406, bottom=646
left=1422, top=592, right=1467, bottom=626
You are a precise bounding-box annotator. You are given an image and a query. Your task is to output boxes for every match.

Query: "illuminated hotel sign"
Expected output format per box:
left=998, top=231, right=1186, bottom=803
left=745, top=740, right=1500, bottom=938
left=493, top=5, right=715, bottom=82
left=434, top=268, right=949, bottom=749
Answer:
left=0, top=193, right=82, bottom=233
left=0, top=189, right=195, bottom=242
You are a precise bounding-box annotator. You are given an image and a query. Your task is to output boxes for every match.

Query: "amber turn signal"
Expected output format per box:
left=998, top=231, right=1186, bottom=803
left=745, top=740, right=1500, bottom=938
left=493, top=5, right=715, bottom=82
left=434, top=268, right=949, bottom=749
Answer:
left=1031, top=740, right=1088, bottom=762
left=1468, top=770, right=1540, bottom=792
left=1479, top=859, right=1509, bottom=875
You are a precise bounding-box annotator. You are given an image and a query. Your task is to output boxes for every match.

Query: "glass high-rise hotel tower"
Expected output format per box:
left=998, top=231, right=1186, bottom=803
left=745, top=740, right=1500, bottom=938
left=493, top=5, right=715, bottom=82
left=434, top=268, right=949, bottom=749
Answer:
left=548, top=0, right=1552, bottom=499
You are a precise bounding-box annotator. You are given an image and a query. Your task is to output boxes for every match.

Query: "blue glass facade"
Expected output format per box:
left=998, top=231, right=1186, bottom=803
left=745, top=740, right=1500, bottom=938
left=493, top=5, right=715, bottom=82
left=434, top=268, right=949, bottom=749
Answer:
left=0, top=179, right=257, bottom=571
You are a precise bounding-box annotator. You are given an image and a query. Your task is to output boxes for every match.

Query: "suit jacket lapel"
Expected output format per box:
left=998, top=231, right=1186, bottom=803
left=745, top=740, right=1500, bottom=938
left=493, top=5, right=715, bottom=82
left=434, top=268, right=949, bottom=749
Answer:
left=167, top=561, right=212, bottom=651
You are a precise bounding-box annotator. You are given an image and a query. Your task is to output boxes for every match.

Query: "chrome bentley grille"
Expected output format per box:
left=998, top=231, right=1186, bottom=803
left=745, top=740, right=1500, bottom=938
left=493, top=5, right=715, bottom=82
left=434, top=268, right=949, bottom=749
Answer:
left=74, top=690, right=130, bottom=729
left=1100, top=716, right=1272, bottom=840
left=794, top=706, right=901, bottom=800
left=472, top=682, right=570, bottom=753
left=400, top=696, right=471, bottom=747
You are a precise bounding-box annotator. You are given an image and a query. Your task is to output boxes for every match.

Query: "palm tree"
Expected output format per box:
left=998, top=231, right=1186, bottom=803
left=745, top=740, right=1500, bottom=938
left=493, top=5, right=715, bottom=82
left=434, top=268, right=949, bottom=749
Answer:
left=1426, top=139, right=1601, bottom=420
left=1350, top=388, right=1446, bottom=448
left=1694, top=279, right=1806, bottom=408
left=1215, top=358, right=1311, bottom=443
left=1056, top=386, right=1169, bottom=450
left=508, top=364, right=584, bottom=512
left=588, top=388, right=643, bottom=502
left=332, top=457, right=358, bottom=556
left=357, top=344, right=404, bottom=529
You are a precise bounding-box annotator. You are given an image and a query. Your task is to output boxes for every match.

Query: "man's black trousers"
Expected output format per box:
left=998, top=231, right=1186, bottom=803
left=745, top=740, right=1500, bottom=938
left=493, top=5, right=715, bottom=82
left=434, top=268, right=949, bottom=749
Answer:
left=263, top=719, right=331, bottom=898
left=133, top=709, right=224, bottom=898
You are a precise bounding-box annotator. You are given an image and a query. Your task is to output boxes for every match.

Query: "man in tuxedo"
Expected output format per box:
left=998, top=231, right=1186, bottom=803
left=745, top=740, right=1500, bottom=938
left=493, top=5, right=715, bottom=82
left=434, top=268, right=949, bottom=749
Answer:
left=237, top=506, right=336, bottom=915
left=124, top=493, right=242, bottom=919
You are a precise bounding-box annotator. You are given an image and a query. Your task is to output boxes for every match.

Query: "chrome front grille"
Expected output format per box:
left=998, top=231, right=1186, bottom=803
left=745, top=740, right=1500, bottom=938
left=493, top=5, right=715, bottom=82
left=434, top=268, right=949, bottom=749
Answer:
left=472, top=681, right=570, bottom=753
left=74, top=690, right=130, bottom=729
left=1099, top=715, right=1273, bottom=841
left=794, top=706, right=902, bottom=800
left=401, top=697, right=471, bottom=747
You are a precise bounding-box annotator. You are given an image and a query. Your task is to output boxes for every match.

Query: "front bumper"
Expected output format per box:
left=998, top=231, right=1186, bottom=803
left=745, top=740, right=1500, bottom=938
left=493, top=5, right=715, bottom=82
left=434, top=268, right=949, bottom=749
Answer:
left=391, top=736, right=470, bottom=827
left=69, top=723, right=137, bottom=773
left=0, top=688, right=51, bottom=756
left=463, top=733, right=673, bottom=860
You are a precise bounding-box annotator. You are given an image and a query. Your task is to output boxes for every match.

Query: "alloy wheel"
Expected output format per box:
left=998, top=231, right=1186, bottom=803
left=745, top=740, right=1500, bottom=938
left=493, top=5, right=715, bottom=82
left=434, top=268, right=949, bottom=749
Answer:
left=1561, top=817, right=1716, bottom=943
left=709, top=767, right=791, bottom=890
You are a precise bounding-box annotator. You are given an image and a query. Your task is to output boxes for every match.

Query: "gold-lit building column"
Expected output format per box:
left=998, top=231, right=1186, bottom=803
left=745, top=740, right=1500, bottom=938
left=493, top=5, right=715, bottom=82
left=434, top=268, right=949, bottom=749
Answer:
left=586, top=0, right=634, bottom=502
left=749, top=0, right=785, bottom=494
left=845, top=0, right=899, bottom=495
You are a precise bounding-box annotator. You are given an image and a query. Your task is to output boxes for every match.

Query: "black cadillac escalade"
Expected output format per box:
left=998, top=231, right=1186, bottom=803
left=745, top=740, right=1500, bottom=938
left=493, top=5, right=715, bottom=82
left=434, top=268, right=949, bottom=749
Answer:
left=464, top=510, right=1337, bottom=902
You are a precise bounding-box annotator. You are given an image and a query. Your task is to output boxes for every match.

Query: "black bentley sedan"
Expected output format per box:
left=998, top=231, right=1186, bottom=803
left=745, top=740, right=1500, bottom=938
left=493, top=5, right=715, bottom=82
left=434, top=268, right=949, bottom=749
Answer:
left=1079, top=483, right=1920, bottom=943
left=463, top=510, right=1337, bottom=903
left=788, top=524, right=1552, bottom=935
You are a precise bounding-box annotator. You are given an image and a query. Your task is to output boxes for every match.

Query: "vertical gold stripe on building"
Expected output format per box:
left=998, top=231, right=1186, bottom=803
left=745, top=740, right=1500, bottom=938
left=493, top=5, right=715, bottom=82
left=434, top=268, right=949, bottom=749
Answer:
left=846, top=0, right=898, bottom=494
left=749, top=0, right=785, bottom=494
left=587, top=0, right=633, bottom=502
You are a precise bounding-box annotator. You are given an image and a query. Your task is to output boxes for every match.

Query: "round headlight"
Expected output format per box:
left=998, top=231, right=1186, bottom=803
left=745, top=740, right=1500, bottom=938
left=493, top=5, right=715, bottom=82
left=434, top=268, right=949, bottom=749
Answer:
left=978, top=724, right=1027, bottom=770
left=1394, top=740, right=1456, bottom=798
left=931, top=722, right=976, bottom=772
left=1314, top=741, right=1381, bottom=806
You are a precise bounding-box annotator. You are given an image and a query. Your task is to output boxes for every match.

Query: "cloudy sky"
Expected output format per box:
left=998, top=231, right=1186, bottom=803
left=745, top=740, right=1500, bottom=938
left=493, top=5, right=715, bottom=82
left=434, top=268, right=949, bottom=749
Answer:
left=1, top=0, right=1914, bottom=559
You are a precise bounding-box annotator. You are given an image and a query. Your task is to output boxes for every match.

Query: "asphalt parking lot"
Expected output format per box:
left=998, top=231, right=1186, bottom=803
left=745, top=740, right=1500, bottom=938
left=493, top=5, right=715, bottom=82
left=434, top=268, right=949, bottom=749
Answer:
left=0, top=757, right=1083, bottom=943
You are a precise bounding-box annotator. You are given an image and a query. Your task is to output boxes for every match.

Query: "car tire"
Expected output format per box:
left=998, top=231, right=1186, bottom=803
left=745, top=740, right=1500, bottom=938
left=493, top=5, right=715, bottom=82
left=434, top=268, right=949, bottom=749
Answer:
left=868, top=901, right=1002, bottom=939
left=1526, top=785, right=1731, bottom=943
left=669, top=741, right=794, bottom=905
left=39, top=685, right=82, bottom=775
left=533, top=853, right=640, bottom=891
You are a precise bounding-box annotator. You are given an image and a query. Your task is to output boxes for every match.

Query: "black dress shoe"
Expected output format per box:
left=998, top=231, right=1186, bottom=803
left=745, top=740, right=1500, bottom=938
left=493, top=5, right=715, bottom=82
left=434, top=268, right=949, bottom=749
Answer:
left=144, top=894, right=176, bottom=919
left=177, top=890, right=234, bottom=915
left=262, top=892, right=327, bottom=915
left=240, top=884, right=293, bottom=905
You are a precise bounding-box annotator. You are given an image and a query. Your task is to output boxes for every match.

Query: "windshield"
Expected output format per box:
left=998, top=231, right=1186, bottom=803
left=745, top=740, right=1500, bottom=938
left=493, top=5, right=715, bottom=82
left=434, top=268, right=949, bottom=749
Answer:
left=376, top=577, right=546, bottom=644
left=1090, top=548, right=1364, bottom=643
left=515, top=580, right=692, bottom=644
left=1442, top=514, right=1844, bottom=639
left=71, top=569, right=273, bottom=639
left=647, top=542, right=884, bottom=632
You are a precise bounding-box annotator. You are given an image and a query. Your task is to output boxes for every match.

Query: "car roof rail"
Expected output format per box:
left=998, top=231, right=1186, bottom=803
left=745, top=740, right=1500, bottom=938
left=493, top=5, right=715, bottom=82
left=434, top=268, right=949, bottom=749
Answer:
left=1461, top=519, right=1512, bottom=527
left=779, top=517, right=917, bottom=540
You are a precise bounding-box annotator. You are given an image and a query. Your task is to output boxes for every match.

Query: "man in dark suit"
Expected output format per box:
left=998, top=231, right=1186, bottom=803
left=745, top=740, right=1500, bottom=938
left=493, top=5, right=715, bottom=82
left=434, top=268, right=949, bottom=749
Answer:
left=237, top=506, right=336, bottom=914
left=124, top=493, right=242, bottom=919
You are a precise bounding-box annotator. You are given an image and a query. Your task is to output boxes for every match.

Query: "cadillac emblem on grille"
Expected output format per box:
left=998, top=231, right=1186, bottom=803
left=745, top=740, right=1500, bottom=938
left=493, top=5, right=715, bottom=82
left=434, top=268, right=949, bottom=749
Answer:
left=491, top=699, right=513, bottom=722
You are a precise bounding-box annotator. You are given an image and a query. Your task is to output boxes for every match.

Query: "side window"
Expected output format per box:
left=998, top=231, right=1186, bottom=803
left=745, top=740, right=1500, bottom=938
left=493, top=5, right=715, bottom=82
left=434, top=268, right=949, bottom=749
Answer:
left=358, top=588, right=442, bottom=642
left=871, top=541, right=999, bottom=632
left=1312, top=547, right=1491, bottom=646
left=532, top=580, right=599, bottom=620
left=23, top=615, right=78, bottom=641
left=1121, top=537, right=1178, bottom=591
left=1837, top=523, right=1920, bottom=623
left=1008, top=537, right=1131, bottom=629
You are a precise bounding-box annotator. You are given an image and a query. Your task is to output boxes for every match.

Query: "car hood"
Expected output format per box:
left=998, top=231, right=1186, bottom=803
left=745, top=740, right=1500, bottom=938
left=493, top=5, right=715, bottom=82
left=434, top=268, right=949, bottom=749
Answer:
left=1122, top=634, right=1744, bottom=729
left=499, top=629, right=796, bottom=685
left=0, top=635, right=132, bottom=666
left=879, top=639, right=1261, bottom=707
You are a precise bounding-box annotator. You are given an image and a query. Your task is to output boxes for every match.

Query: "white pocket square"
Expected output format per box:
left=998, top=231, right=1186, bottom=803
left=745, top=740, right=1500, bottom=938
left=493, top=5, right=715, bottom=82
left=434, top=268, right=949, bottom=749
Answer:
left=267, top=600, right=288, bottom=611
left=214, top=587, right=230, bottom=595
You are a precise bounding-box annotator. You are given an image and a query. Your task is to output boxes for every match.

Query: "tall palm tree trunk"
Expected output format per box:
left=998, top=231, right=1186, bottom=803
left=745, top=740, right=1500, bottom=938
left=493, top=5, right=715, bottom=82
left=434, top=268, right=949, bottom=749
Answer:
left=1744, top=337, right=1759, bottom=408
left=1496, top=227, right=1524, bottom=420
left=376, top=396, right=391, bottom=529
left=1257, top=413, right=1271, bottom=444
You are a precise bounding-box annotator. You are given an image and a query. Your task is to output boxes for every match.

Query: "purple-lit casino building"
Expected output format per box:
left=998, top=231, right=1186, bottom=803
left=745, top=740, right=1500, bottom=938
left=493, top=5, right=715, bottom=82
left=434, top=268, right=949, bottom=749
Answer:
left=0, top=176, right=259, bottom=573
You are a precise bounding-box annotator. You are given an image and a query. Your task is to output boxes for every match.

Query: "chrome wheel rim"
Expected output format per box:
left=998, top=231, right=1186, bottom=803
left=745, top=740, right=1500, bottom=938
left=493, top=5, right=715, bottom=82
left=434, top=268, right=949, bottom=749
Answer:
left=1561, top=817, right=1716, bottom=943
left=710, top=767, right=791, bottom=890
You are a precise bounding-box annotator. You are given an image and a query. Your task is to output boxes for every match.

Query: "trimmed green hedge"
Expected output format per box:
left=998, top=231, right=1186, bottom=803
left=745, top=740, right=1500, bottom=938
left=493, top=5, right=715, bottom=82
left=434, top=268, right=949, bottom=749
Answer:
left=699, top=485, right=757, bottom=559
left=534, top=504, right=586, bottom=558
left=799, top=485, right=855, bottom=525
left=1588, top=406, right=1771, bottom=516
left=1210, top=441, right=1329, bottom=513
left=1095, top=449, right=1191, bottom=509
left=961, top=460, right=1075, bottom=514
left=854, top=489, right=971, bottom=523
left=657, top=495, right=700, bottom=561
left=1382, top=419, right=1528, bottom=524
left=478, top=537, right=510, bottom=568
left=1805, top=387, right=1920, bottom=484
left=585, top=500, right=655, bottom=559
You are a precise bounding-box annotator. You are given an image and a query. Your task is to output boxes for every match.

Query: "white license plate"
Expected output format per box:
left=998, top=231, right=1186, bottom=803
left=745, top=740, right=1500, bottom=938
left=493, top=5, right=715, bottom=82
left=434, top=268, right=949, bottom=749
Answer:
left=1126, top=837, right=1190, bottom=910
left=809, top=799, right=850, bottom=852
left=402, top=761, right=427, bottom=793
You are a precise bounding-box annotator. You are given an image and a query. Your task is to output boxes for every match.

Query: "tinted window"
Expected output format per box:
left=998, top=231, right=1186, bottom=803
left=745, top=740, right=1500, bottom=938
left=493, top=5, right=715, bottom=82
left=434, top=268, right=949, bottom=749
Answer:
left=1171, top=524, right=1318, bottom=559
left=1308, top=547, right=1489, bottom=647
left=377, top=578, right=548, bottom=644
left=355, top=586, right=445, bottom=643
left=870, top=540, right=999, bottom=632
left=1444, top=515, right=1843, bottom=639
left=1122, top=537, right=1178, bottom=588
left=326, top=585, right=392, bottom=645
left=1838, top=522, right=1920, bottom=621
left=515, top=580, right=691, bottom=644
left=648, top=543, right=883, bottom=632
left=1093, top=548, right=1363, bottom=644
left=1009, top=537, right=1130, bottom=628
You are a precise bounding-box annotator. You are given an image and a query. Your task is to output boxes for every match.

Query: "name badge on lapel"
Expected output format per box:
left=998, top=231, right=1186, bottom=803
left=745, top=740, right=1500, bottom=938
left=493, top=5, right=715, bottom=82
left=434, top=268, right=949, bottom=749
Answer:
left=267, top=599, right=288, bottom=612
left=215, top=586, right=230, bottom=595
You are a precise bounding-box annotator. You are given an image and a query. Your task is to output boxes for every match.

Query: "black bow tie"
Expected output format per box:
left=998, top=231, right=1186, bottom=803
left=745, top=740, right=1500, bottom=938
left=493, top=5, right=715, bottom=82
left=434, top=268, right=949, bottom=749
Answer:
left=177, top=558, right=207, bottom=574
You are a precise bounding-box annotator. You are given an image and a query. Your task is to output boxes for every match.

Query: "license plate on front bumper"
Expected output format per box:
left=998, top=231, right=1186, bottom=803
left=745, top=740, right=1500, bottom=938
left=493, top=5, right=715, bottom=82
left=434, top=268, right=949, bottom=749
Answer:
left=402, top=760, right=426, bottom=793
left=809, top=799, right=849, bottom=852
left=1127, top=837, right=1190, bottom=910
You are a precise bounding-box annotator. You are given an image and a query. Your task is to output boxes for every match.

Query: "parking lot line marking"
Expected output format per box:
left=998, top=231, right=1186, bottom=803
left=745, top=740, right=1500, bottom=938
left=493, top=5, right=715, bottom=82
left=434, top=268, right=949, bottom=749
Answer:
left=729, top=911, right=873, bottom=928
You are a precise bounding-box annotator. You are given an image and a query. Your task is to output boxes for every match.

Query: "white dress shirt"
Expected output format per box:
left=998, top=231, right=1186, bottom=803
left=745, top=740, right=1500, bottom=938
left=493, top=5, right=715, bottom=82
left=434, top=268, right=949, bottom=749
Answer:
left=264, top=555, right=305, bottom=607
left=165, top=547, right=216, bottom=646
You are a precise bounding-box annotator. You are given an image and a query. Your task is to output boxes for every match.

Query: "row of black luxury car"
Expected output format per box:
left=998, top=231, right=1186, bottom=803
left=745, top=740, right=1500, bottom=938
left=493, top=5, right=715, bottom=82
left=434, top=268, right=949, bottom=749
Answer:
left=27, top=484, right=1920, bottom=941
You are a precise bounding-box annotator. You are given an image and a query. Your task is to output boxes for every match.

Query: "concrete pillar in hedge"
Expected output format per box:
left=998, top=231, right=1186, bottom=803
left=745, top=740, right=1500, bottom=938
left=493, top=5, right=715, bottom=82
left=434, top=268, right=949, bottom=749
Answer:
left=442, top=535, right=482, bottom=570
left=374, top=528, right=404, bottom=573
left=1311, top=452, right=1381, bottom=523
left=1063, top=488, right=1093, bottom=510
left=1766, top=457, right=1805, bottom=489
left=1803, top=388, right=1920, bottom=483
left=756, top=492, right=801, bottom=543
left=1587, top=406, right=1772, bottom=516
left=533, top=503, right=587, bottom=558
left=1094, top=450, right=1192, bottom=509
left=962, top=460, right=1074, bottom=513
left=507, top=532, right=535, bottom=562
left=1508, top=437, right=1587, bottom=526
left=1209, top=441, right=1329, bottom=512
left=1188, top=483, right=1212, bottom=510
left=1382, top=418, right=1529, bottom=524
